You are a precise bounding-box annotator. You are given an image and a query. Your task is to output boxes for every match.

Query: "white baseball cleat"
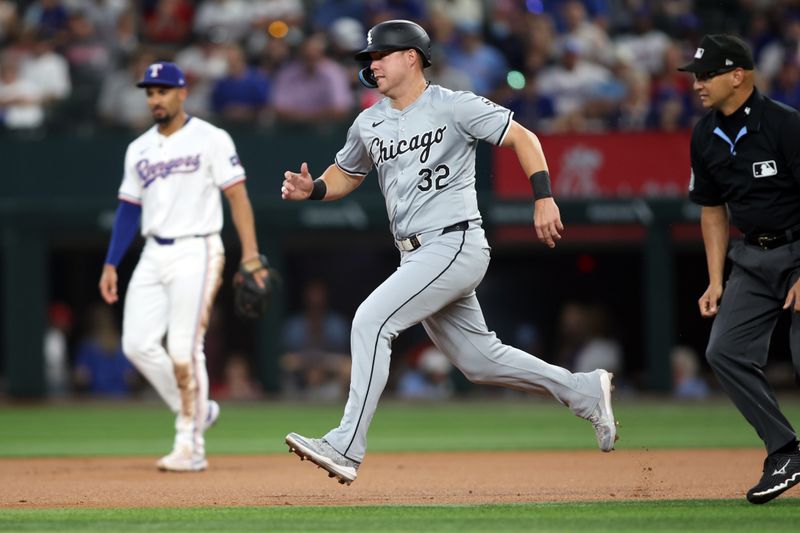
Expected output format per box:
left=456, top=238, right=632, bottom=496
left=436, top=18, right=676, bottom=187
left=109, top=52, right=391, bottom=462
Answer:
left=285, top=432, right=359, bottom=485
left=588, top=369, right=619, bottom=452
left=156, top=444, right=208, bottom=472
left=157, top=401, right=217, bottom=472
left=204, top=400, right=220, bottom=431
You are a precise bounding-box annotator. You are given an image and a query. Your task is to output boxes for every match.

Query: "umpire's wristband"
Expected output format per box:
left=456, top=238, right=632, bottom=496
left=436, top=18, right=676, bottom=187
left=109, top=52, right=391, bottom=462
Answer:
left=529, top=170, right=552, bottom=200
left=308, top=178, right=327, bottom=201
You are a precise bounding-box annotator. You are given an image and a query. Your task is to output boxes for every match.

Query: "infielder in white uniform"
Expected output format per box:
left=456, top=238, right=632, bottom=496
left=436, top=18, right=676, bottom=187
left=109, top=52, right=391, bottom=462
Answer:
left=282, top=20, right=618, bottom=485
left=98, top=62, right=268, bottom=472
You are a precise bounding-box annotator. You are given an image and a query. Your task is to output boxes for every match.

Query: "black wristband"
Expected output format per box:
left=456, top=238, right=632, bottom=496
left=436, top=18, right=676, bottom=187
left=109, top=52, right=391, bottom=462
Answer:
left=529, top=170, right=552, bottom=200
left=308, top=178, right=327, bottom=201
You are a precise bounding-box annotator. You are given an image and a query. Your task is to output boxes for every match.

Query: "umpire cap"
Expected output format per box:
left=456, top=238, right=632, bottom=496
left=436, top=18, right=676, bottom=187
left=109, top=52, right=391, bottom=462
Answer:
left=678, top=34, right=754, bottom=74
left=355, top=19, right=432, bottom=68
left=137, top=61, right=186, bottom=88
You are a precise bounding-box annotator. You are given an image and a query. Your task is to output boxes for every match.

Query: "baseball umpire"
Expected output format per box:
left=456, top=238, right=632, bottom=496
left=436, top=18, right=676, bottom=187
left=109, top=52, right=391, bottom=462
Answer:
left=98, top=61, right=270, bottom=472
left=682, top=34, right=800, bottom=503
left=281, top=19, right=618, bottom=485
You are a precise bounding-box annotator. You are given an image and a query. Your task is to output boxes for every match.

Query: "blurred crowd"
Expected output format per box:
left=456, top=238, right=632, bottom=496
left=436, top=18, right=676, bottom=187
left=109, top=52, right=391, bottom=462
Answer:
left=44, top=281, right=718, bottom=402
left=5, top=0, right=800, bottom=136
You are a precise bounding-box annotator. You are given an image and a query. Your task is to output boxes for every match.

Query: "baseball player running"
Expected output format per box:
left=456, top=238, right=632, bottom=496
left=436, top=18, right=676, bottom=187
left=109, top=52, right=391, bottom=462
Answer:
left=98, top=61, right=268, bottom=472
left=281, top=20, right=617, bottom=485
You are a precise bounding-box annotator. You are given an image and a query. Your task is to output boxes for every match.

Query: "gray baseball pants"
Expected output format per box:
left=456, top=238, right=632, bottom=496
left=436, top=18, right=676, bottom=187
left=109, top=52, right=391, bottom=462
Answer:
left=324, top=224, right=604, bottom=462
left=706, top=240, right=800, bottom=455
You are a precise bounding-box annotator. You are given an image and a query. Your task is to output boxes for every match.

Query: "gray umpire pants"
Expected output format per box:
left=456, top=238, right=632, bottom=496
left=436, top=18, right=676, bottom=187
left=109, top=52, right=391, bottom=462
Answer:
left=324, top=224, right=604, bottom=463
left=706, top=239, right=800, bottom=455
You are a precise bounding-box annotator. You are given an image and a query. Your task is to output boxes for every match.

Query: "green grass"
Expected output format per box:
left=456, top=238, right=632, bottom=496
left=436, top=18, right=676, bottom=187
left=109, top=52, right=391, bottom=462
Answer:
left=1, top=501, right=799, bottom=532
left=3, top=400, right=800, bottom=531
left=1, top=398, right=799, bottom=457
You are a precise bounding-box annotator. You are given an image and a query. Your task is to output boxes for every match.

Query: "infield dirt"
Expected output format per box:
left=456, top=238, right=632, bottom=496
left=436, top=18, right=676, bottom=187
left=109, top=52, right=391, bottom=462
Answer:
left=2, top=449, right=797, bottom=508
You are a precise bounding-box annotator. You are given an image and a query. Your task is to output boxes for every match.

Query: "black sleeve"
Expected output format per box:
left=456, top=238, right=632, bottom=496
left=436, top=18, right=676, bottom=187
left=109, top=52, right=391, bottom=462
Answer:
left=778, top=110, right=800, bottom=186
left=688, top=126, right=724, bottom=206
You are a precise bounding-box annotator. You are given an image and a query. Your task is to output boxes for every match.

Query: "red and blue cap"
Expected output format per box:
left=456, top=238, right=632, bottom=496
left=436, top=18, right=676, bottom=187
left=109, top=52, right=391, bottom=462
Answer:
left=137, top=61, right=186, bottom=88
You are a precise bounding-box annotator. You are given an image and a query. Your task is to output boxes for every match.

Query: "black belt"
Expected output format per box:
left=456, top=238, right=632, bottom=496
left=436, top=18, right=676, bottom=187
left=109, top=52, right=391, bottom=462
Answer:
left=442, top=220, right=469, bottom=234
left=153, top=234, right=211, bottom=246
left=744, top=228, right=800, bottom=250
left=396, top=220, right=469, bottom=251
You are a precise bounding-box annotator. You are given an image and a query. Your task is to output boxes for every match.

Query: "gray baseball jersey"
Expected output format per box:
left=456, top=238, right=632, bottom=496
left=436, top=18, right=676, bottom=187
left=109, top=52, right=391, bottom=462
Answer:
left=335, top=84, right=512, bottom=238
left=322, top=85, right=608, bottom=463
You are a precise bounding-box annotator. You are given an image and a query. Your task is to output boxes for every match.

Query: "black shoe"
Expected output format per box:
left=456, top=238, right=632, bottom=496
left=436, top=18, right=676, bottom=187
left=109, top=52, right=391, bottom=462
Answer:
left=746, top=451, right=800, bottom=504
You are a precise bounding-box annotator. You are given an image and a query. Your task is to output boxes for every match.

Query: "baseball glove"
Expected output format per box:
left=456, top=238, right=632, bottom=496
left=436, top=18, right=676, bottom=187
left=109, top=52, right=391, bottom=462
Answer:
left=234, top=255, right=271, bottom=320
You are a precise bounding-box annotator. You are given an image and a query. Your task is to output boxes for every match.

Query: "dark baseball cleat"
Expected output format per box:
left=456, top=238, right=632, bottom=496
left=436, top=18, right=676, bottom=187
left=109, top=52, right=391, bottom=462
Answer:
left=746, top=451, right=800, bottom=504
left=588, top=369, right=618, bottom=452
left=285, top=432, right=360, bottom=485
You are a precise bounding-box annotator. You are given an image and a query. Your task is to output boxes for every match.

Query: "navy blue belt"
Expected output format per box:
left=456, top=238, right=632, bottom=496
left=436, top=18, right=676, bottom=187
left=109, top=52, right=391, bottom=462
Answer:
left=153, top=234, right=211, bottom=245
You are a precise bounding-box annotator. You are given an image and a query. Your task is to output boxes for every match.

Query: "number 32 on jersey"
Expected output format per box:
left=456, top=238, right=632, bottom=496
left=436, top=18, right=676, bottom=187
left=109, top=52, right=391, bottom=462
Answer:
left=417, top=164, right=450, bottom=191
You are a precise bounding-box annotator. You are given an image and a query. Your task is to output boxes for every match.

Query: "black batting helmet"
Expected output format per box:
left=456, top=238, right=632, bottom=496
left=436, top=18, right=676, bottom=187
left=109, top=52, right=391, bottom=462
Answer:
left=355, top=19, right=432, bottom=68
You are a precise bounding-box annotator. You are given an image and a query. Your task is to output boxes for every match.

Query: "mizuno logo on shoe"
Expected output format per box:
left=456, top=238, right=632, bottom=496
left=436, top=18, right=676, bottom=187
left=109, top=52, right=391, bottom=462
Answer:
left=753, top=472, right=800, bottom=497
left=773, top=459, right=791, bottom=476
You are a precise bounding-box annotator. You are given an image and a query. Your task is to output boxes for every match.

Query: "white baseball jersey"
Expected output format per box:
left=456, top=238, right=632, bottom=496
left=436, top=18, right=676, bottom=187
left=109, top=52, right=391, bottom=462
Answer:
left=118, top=117, right=246, bottom=238
left=334, top=84, right=513, bottom=239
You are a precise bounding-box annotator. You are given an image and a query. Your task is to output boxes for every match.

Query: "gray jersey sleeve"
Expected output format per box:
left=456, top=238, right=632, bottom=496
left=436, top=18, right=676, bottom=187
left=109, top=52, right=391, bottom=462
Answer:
left=452, top=91, right=513, bottom=146
left=335, top=120, right=372, bottom=176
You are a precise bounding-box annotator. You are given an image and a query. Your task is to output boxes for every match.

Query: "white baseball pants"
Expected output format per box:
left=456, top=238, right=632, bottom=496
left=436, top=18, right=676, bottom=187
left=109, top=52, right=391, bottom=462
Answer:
left=122, top=234, right=224, bottom=453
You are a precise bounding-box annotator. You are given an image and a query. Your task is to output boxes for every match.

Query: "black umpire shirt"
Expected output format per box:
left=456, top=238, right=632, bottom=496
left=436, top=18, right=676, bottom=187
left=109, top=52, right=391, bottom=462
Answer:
left=689, top=88, right=800, bottom=236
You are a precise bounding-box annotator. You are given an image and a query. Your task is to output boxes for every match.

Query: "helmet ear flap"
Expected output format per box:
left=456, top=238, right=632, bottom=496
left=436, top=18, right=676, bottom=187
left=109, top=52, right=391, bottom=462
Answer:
left=358, top=67, right=378, bottom=89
